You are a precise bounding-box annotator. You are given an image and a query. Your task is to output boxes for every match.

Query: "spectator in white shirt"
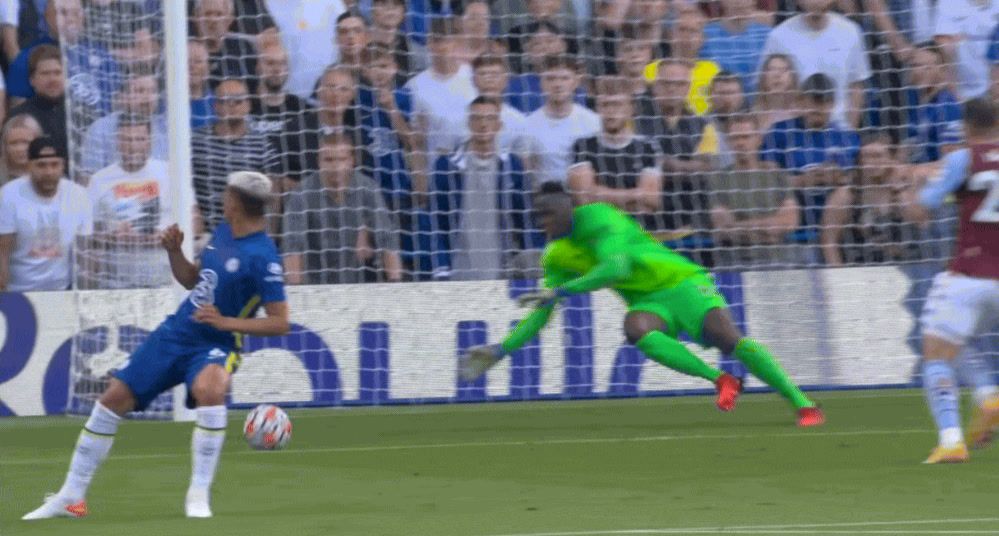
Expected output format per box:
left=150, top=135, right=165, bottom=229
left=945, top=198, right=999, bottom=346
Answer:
left=0, top=137, right=92, bottom=292
left=88, top=114, right=172, bottom=289
left=81, top=73, right=168, bottom=177
left=759, top=0, right=870, bottom=128
left=934, top=0, right=999, bottom=100
left=405, top=16, right=478, bottom=169
left=265, top=0, right=346, bottom=100
left=523, top=55, right=601, bottom=185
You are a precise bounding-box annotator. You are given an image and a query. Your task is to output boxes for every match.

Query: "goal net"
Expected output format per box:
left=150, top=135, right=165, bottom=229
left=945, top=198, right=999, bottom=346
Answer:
left=58, top=1, right=997, bottom=419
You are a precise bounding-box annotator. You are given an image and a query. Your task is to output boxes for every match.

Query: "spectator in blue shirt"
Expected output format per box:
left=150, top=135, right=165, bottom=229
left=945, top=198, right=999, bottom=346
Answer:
left=699, top=0, right=772, bottom=95
left=188, top=39, right=215, bottom=129
left=358, top=45, right=432, bottom=278
left=761, top=73, right=860, bottom=244
left=8, top=0, right=117, bottom=126
left=901, top=42, right=962, bottom=164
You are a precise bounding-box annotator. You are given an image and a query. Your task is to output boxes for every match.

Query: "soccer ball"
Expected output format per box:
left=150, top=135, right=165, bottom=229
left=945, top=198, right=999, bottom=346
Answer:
left=243, top=404, right=292, bottom=450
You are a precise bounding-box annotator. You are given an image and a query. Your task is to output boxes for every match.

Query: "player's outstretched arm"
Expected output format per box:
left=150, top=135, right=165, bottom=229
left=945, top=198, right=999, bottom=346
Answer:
left=902, top=149, right=969, bottom=224
left=161, top=224, right=199, bottom=289
left=193, top=301, right=291, bottom=336
left=460, top=304, right=556, bottom=381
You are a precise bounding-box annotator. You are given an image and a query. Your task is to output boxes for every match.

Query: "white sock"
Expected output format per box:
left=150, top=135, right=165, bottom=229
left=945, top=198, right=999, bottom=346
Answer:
left=940, top=427, right=963, bottom=448
left=190, top=405, right=227, bottom=492
left=58, top=402, right=120, bottom=502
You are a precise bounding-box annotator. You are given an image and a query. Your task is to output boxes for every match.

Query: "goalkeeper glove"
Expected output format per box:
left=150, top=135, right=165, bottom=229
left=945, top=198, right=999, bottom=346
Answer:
left=516, top=288, right=566, bottom=309
left=459, top=344, right=505, bottom=382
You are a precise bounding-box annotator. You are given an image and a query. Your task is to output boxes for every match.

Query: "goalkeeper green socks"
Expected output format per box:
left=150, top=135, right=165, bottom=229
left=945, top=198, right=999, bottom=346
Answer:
left=636, top=331, right=723, bottom=382
left=734, top=338, right=814, bottom=409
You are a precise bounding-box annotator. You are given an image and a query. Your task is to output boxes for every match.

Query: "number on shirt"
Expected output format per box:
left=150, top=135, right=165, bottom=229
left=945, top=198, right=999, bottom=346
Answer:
left=969, top=170, right=999, bottom=223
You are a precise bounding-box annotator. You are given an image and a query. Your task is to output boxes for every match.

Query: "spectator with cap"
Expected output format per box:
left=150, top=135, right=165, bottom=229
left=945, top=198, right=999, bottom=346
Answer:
left=761, top=73, right=861, bottom=259
left=7, top=44, right=68, bottom=162
left=0, top=137, right=92, bottom=292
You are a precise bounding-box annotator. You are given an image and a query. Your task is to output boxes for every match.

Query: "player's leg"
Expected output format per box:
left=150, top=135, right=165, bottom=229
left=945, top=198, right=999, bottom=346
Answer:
left=700, top=308, right=820, bottom=422
left=959, top=341, right=999, bottom=449
left=183, top=350, right=236, bottom=518
left=623, top=309, right=740, bottom=411
left=918, top=272, right=989, bottom=463
left=21, top=379, right=134, bottom=520
left=668, top=275, right=821, bottom=425
left=23, top=331, right=179, bottom=520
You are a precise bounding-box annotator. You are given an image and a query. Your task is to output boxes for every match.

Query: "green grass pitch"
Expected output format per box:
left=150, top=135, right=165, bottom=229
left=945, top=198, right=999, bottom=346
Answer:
left=3, top=389, right=999, bottom=535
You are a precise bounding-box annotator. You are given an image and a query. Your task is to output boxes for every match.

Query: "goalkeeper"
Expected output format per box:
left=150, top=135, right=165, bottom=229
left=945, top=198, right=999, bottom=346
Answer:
left=461, top=182, right=824, bottom=427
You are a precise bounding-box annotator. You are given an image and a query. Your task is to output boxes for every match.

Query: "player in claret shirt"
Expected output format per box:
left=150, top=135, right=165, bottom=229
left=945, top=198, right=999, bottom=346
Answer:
left=903, top=98, right=999, bottom=464
left=23, top=171, right=290, bottom=520
left=460, top=181, right=824, bottom=427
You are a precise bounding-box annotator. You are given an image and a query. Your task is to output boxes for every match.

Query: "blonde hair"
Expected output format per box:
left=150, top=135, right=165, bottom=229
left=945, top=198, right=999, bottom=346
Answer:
left=0, top=114, right=43, bottom=184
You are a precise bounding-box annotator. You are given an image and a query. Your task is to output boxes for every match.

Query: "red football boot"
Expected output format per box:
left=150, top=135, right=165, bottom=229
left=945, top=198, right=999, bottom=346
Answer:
left=714, top=373, right=742, bottom=412
left=797, top=406, right=825, bottom=427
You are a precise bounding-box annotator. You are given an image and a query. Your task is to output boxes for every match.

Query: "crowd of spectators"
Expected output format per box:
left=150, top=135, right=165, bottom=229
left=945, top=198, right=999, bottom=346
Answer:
left=0, top=0, right=995, bottom=291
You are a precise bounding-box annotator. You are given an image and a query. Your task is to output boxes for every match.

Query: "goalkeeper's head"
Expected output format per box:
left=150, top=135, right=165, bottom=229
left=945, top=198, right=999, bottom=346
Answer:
left=532, top=181, right=574, bottom=239
left=224, top=171, right=273, bottom=224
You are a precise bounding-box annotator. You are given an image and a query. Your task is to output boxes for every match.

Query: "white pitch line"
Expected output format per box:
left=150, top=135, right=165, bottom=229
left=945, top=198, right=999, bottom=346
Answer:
left=2, top=427, right=930, bottom=466
left=484, top=518, right=999, bottom=536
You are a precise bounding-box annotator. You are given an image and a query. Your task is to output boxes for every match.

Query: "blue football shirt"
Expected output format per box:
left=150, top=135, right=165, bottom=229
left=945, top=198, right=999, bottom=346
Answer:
left=904, top=88, right=963, bottom=164
left=163, top=223, right=286, bottom=349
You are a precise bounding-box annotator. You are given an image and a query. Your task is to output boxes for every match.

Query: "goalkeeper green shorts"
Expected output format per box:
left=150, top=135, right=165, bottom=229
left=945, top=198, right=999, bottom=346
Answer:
left=626, top=274, right=728, bottom=345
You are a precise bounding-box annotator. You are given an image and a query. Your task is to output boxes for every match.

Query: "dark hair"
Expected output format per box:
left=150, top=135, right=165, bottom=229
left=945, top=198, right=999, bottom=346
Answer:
left=914, top=40, right=945, bottom=63
left=472, top=53, right=508, bottom=71
left=534, top=181, right=569, bottom=198
left=321, top=133, right=355, bottom=151
left=454, top=0, right=488, bottom=17
left=231, top=187, right=266, bottom=218
left=28, top=44, right=61, bottom=77
left=619, top=22, right=643, bottom=42
left=595, top=76, right=630, bottom=98
left=336, top=9, right=366, bottom=27
left=726, top=113, right=757, bottom=131
left=469, top=95, right=502, bottom=111
left=964, top=97, right=998, bottom=133
left=541, top=54, right=578, bottom=74
left=800, top=73, right=835, bottom=103
left=118, top=112, right=151, bottom=131
left=429, top=16, right=459, bottom=40
left=711, top=70, right=742, bottom=91
left=363, top=42, right=396, bottom=64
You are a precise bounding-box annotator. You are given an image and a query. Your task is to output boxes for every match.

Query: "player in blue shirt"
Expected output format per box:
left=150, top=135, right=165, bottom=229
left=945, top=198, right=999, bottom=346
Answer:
left=23, top=171, right=290, bottom=521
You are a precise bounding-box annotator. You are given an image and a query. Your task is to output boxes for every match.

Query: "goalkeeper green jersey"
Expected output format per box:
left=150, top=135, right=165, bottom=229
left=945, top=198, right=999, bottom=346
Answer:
left=542, top=203, right=705, bottom=302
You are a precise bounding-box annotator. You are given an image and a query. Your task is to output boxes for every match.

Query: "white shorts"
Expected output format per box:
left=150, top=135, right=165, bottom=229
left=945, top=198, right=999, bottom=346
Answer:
left=920, top=272, right=999, bottom=346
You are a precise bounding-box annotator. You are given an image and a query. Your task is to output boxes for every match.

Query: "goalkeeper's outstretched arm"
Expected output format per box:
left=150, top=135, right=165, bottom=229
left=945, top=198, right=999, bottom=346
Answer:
left=459, top=303, right=556, bottom=382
